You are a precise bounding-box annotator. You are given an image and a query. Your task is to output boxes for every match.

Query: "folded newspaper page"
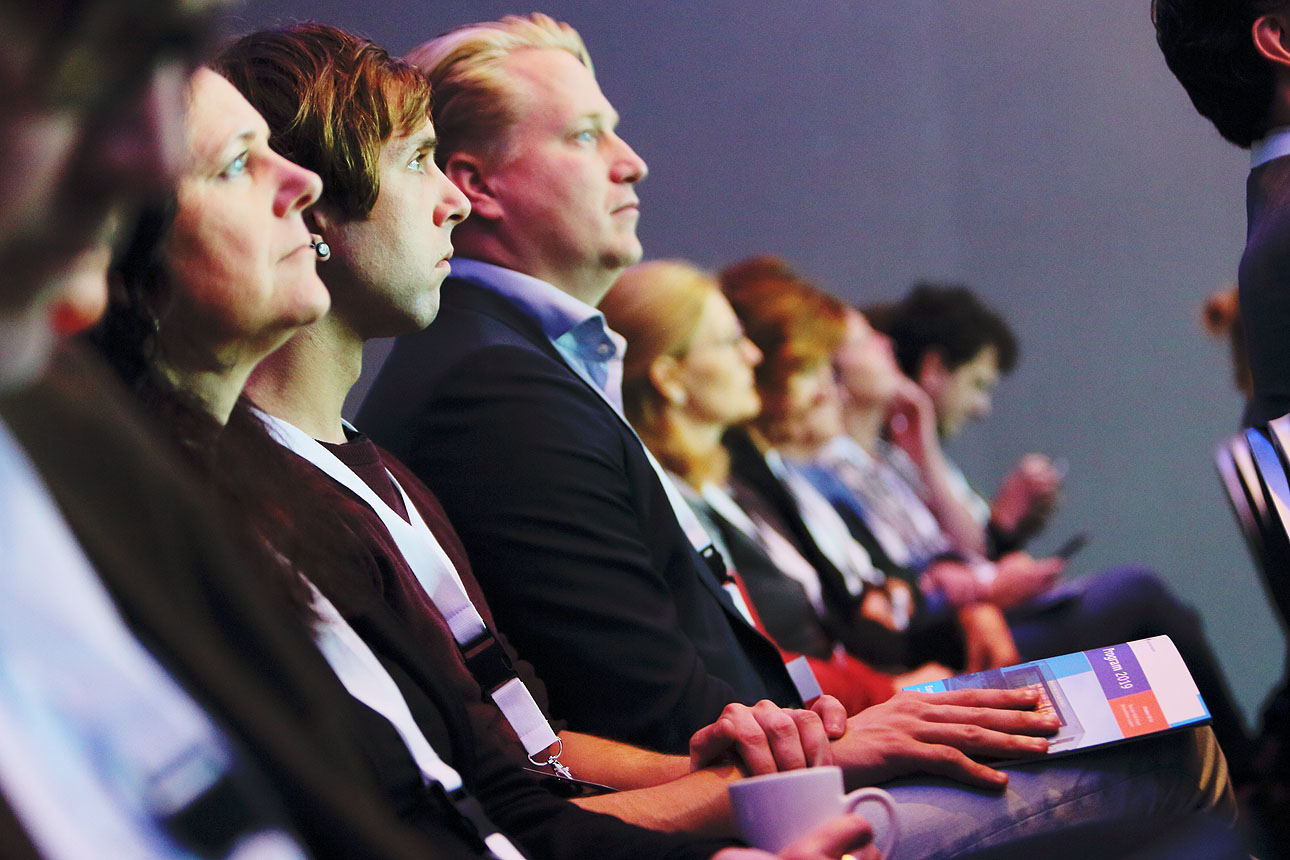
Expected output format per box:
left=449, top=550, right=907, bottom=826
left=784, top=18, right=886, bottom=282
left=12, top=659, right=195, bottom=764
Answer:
left=903, top=635, right=1211, bottom=759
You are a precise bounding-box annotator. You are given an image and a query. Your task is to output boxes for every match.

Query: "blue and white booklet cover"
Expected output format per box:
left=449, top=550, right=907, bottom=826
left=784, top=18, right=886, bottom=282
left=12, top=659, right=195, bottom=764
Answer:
left=903, top=635, right=1211, bottom=759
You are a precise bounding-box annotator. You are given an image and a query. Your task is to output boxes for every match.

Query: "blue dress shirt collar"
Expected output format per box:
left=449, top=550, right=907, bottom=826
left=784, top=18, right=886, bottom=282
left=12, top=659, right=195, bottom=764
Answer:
left=448, top=258, right=626, bottom=410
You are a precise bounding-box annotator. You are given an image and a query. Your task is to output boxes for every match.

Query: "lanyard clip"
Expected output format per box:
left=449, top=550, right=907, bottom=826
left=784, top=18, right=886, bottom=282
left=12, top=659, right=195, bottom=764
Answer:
left=528, top=736, right=573, bottom=779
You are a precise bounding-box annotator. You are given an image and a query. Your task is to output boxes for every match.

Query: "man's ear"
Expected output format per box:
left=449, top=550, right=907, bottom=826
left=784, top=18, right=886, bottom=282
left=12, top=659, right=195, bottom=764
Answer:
left=1254, top=13, right=1290, bottom=69
left=307, top=205, right=333, bottom=234
left=917, top=349, right=950, bottom=395
left=648, top=354, right=688, bottom=407
left=444, top=152, right=503, bottom=221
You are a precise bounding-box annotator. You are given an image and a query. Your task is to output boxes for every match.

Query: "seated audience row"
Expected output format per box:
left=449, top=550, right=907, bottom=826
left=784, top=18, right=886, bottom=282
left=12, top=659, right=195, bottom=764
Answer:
left=0, top=2, right=1247, bottom=859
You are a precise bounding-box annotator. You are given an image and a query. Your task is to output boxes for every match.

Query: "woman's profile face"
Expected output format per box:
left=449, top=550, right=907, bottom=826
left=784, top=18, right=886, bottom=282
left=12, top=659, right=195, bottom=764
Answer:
left=672, top=289, right=762, bottom=428
left=161, top=68, right=328, bottom=368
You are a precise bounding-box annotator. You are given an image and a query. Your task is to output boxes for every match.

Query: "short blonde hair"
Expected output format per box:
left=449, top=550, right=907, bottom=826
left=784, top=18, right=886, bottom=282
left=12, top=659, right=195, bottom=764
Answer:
left=404, top=13, right=592, bottom=165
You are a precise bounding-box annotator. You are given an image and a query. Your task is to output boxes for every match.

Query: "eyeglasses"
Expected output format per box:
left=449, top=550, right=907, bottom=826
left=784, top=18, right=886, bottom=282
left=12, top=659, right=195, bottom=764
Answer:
left=685, top=328, right=749, bottom=355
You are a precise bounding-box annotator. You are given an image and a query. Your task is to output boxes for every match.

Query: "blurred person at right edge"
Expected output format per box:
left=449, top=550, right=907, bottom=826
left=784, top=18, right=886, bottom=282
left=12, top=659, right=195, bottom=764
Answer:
left=1153, top=0, right=1290, bottom=845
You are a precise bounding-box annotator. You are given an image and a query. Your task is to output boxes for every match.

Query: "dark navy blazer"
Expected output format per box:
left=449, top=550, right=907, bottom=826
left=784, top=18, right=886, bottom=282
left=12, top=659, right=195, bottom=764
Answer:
left=359, top=275, right=799, bottom=753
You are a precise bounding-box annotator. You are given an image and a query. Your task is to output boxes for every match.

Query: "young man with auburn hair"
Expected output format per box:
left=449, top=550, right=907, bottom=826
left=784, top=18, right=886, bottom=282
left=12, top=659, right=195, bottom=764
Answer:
left=359, top=12, right=1244, bottom=859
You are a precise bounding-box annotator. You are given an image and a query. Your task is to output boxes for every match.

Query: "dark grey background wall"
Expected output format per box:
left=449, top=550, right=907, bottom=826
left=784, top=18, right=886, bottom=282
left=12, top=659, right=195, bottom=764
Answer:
left=226, top=1, right=1283, bottom=724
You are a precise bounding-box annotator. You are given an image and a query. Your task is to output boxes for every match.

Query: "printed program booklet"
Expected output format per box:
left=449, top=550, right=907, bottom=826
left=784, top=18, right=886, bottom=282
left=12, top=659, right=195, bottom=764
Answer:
left=903, top=635, right=1210, bottom=760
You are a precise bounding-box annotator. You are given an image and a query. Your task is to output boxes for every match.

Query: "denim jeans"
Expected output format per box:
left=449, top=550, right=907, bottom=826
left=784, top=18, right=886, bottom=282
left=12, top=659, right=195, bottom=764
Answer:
left=881, top=726, right=1238, bottom=860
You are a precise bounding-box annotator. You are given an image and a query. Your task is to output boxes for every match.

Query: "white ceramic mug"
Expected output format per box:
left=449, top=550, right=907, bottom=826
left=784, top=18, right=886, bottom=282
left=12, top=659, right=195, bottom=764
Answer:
left=728, top=765, right=899, bottom=856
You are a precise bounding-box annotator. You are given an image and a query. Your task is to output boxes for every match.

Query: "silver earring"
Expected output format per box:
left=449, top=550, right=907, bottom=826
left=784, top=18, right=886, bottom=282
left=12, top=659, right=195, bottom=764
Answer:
left=310, top=235, right=331, bottom=262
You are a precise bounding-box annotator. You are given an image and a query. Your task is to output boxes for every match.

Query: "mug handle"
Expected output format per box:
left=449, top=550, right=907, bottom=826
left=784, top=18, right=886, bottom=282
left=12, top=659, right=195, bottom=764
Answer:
left=842, top=786, right=900, bottom=858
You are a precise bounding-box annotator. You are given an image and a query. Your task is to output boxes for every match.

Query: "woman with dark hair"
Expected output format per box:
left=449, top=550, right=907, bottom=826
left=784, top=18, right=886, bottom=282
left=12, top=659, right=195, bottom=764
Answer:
left=93, top=68, right=348, bottom=620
